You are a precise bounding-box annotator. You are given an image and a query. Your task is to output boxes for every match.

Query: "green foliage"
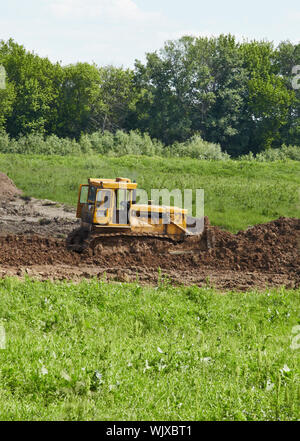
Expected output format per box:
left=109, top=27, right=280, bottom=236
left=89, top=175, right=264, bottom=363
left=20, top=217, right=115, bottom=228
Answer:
left=0, top=133, right=82, bottom=155
left=0, top=130, right=227, bottom=159
left=0, top=39, right=62, bottom=136
left=1, top=37, right=300, bottom=155
left=55, top=63, right=102, bottom=139
left=0, top=154, right=299, bottom=232
left=0, top=278, right=298, bottom=420
left=0, top=79, right=15, bottom=131
left=0, top=130, right=165, bottom=156
left=240, top=144, right=300, bottom=162
left=132, top=36, right=300, bottom=154
left=0, top=41, right=139, bottom=140
left=274, top=41, right=300, bottom=147
left=79, top=130, right=164, bottom=156
left=1, top=129, right=300, bottom=162
left=96, top=66, right=140, bottom=133
left=165, top=135, right=230, bottom=160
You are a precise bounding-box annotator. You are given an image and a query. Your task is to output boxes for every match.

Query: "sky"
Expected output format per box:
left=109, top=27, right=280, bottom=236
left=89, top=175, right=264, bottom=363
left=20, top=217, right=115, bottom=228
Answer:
left=0, top=0, right=299, bottom=67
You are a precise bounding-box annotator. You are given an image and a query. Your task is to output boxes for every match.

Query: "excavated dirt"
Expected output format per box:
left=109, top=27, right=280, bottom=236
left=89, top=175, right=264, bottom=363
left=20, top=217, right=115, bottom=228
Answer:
left=0, top=172, right=79, bottom=237
left=0, top=172, right=299, bottom=291
left=0, top=172, right=22, bottom=200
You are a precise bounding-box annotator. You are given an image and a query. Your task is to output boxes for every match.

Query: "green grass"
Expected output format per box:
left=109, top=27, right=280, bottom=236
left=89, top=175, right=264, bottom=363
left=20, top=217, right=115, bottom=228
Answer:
left=0, top=154, right=299, bottom=421
left=0, top=278, right=299, bottom=421
left=0, top=154, right=299, bottom=232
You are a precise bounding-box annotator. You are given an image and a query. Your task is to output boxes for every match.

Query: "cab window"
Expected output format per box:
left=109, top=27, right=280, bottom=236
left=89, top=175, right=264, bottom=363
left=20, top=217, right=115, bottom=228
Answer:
left=96, top=190, right=111, bottom=207
left=88, top=186, right=97, bottom=202
left=79, top=185, right=88, bottom=203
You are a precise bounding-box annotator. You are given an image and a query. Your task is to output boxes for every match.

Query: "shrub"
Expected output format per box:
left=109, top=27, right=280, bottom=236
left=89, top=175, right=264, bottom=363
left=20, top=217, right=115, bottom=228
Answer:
left=1, top=130, right=299, bottom=161
left=0, top=132, right=10, bottom=152
left=79, top=130, right=164, bottom=156
left=165, top=135, right=230, bottom=160
left=0, top=133, right=82, bottom=155
left=239, top=145, right=300, bottom=162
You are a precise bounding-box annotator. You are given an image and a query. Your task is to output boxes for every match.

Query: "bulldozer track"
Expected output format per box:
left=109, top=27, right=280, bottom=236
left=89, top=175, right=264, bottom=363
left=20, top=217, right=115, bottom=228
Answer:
left=90, top=231, right=182, bottom=243
left=66, top=225, right=215, bottom=253
left=89, top=229, right=216, bottom=249
left=67, top=229, right=185, bottom=253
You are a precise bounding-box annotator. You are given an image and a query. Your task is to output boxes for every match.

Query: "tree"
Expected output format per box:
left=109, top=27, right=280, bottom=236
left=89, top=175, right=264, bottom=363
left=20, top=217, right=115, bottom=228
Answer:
left=240, top=41, right=295, bottom=151
left=191, top=35, right=249, bottom=155
left=274, top=41, right=300, bottom=146
left=0, top=39, right=62, bottom=136
left=92, top=66, right=139, bottom=133
left=133, top=35, right=249, bottom=153
left=56, top=63, right=101, bottom=138
left=133, top=37, right=196, bottom=144
left=0, top=64, right=15, bottom=131
left=0, top=36, right=299, bottom=153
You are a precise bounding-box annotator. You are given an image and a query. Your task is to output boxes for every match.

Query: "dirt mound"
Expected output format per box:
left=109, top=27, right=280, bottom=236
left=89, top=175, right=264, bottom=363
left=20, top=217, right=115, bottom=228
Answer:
left=0, top=178, right=79, bottom=238
left=206, top=216, right=300, bottom=272
left=0, top=172, right=22, bottom=200
left=0, top=217, right=299, bottom=290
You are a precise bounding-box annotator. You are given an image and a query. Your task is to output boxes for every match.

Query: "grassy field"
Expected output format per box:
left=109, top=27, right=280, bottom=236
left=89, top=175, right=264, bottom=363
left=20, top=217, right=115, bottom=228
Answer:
left=0, top=154, right=299, bottom=232
left=0, top=155, right=299, bottom=421
left=0, top=278, right=299, bottom=421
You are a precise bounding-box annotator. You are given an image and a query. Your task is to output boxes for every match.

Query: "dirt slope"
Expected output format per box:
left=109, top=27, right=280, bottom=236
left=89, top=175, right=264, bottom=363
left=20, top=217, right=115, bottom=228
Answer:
left=0, top=172, right=22, bottom=200
left=0, top=172, right=79, bottom=237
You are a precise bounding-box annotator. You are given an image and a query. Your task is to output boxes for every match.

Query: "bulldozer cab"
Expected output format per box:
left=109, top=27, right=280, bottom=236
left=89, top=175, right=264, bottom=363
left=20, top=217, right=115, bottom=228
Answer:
left=76, top=178, right=136, bottom=226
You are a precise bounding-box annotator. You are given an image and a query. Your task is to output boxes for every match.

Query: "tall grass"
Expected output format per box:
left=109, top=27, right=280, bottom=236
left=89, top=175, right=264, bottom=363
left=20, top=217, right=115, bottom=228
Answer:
left=240, top=145, right=300, bottom=162
left=0, top=131, right=299, bottom=161
left=0, top=131, right=233, bottom=160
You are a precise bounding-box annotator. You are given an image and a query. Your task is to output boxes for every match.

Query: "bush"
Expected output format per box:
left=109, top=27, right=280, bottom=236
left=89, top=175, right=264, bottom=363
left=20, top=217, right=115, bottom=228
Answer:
left=44, top=134, right=83, bottom=155
left=79, top=130, right=164, bottom=156
left=0, top=133, right=82, bottom=155
left=165, top=135, right=230, bottom=160
left=0, top=132, right=10, bottom=152
left=239, top=145, right=300, bottom=162
left=0, top=130, right=299, bottom=161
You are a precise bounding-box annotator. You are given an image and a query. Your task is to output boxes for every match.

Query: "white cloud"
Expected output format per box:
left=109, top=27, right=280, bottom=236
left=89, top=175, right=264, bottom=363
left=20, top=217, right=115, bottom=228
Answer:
left=157, top=30, right=215, bottom=42
left=47, top=0, right=159, bottom=22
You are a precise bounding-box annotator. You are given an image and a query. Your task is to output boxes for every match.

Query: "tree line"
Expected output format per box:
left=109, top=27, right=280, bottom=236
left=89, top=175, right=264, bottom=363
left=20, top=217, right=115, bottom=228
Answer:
left=0, top=35, right=299, bottom=156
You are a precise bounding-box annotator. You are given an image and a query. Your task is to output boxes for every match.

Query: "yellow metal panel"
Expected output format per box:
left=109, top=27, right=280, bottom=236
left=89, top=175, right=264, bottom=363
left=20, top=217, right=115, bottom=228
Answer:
left=93, top=189, right=113, bottom=225
left=88, top=178, right=137, bottom=190
left=132, top=204, right=187, bottom=214
left=76, top=184, right=88, bottom=218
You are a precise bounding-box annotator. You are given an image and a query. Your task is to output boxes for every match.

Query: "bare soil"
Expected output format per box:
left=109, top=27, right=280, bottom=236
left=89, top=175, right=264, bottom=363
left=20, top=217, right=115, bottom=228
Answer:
left=0, top=172, right=22, bottom=200
left=0, top=173, right=299, bottom=291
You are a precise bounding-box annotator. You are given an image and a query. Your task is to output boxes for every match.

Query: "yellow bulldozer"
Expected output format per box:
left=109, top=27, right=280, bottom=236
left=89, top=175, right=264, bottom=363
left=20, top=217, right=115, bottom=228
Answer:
left=66, top=177, right=213, bottom=253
